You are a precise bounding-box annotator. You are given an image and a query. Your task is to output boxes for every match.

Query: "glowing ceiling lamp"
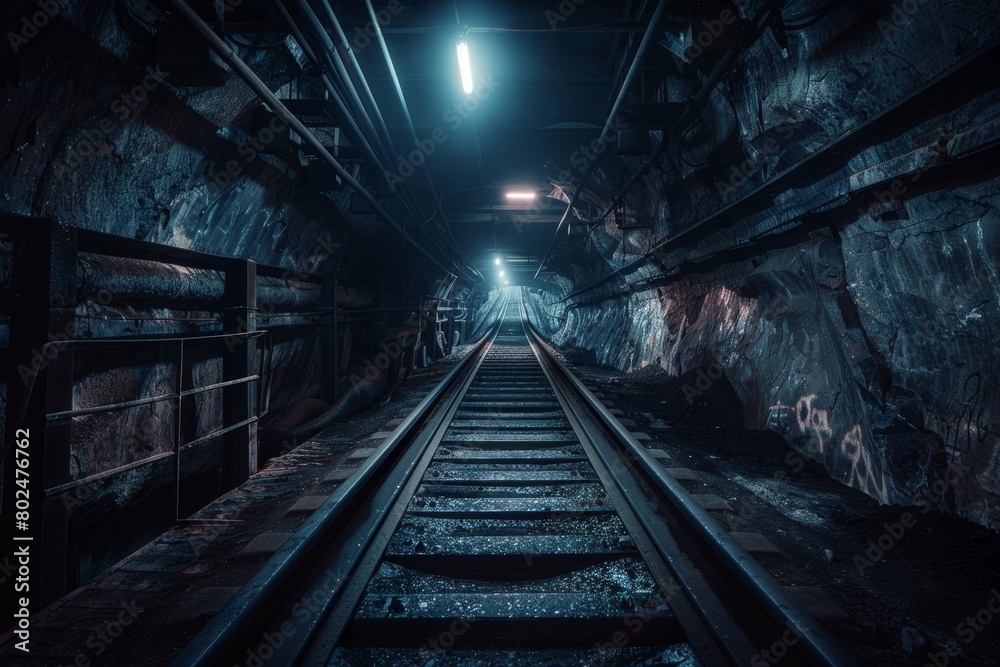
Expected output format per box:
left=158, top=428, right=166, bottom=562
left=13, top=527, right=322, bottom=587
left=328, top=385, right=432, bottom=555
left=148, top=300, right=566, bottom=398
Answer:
left=494, top=257, right=501, bottom=265
left=505, top=191, right=536, bottom=200
left=456, top=40, right=474, bottom=95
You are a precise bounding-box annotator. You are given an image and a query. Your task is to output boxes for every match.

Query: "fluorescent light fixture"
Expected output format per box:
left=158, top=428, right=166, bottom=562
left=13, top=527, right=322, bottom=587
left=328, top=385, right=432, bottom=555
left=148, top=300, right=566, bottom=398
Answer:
left=494, top=257, right=501, bottom=265
left=505, top=191, right=536, bottom=200
left=456, top=40, right=474, bottom=95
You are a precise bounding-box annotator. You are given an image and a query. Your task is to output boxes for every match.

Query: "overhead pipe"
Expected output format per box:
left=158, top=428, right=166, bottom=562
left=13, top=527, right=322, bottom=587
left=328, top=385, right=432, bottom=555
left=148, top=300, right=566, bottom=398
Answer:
left=579, top=3, right=781, bottom=227
left=315, top=0, right=481, bottom=281
left=532, top=159, right=598, bottom=281
left=304, top=18, right=481, bottom=288
left=266, top=0, right=391, bottom=169
left=295, top=0, right=439, bottom=231
left=168, top=0, right=458, bottom=278
left=554, top=6, right=787, bottom=302
left=290, top=0, right=395, bottom=167
left=603, top=0, right=648, bottom=115
left=280, top=1, right=442, bottom=257
left=268, top=2, right=393, bottom=185
left=533, top=0, right=670, bottom=281
left=318, top=0, right=397, bottom=158
left=267, top=3, right=398, bottom=177
left=560, top=45, right=741, bottom=269
left=362, top=0, right=480, bottom=279
left=269, top=1, right=478, bottom=284
left=554, top=52, right=743, bottom=303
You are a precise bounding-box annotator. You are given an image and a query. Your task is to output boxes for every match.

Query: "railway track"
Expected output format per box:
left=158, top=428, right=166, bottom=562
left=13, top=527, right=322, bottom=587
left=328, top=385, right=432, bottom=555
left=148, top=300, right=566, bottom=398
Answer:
left=172, top=291, right=858, bottom=667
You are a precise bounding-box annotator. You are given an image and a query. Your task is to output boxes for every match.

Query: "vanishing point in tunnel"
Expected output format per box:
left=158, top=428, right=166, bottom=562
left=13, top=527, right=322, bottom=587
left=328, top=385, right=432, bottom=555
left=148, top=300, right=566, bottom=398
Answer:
left=1, top=1, right=999, bottom=665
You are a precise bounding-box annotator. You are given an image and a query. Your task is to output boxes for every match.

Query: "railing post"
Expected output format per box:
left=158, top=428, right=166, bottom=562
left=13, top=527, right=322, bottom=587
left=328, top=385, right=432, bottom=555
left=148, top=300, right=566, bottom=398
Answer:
left=222, top=259, right=257, bottom=491
left=173, top=340, right=185, bottom=522
left=2, top=217, right=78, bottom=613
left=320, top=274, right=337, bottom=403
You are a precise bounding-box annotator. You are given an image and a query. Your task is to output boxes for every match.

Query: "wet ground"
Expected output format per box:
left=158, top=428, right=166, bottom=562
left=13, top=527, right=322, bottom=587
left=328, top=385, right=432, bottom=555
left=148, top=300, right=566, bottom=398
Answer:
left=0, top=351, right=473, bottom=667
left=4, top=342, right=1000, bottom=666
left=567, top=356, right=1000, bottom=667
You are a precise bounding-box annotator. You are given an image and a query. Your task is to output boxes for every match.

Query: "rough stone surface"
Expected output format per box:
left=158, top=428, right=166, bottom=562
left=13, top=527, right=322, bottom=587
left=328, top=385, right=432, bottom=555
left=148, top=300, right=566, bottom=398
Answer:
left=524, top=4, right=1000, bottom=528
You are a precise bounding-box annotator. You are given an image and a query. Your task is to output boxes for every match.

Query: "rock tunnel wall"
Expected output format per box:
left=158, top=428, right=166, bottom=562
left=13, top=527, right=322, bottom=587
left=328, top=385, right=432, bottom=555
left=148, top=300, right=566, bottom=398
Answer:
left=0, top=0, right=449, bottom=446
left=527, top=186, right=999, bottom=525
left=0, top=0, right=459, bottom=584
left=526, top=0, right=1000, bottom=528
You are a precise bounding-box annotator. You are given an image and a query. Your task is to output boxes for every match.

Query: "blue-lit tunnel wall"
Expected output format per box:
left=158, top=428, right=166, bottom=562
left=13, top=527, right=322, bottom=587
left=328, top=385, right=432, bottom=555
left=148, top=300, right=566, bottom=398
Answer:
left=524, top=1, right=1000, bottom=528
left=0, top=0, right=500, bottom=595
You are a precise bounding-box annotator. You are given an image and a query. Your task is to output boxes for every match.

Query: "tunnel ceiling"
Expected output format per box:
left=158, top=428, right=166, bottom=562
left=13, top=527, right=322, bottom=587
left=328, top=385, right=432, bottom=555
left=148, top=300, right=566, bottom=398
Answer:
left=334, top=0, right=648, bottom=287
left=16, top=0, right=993, bottom=298
left=3, top=0, right=997, bottom=301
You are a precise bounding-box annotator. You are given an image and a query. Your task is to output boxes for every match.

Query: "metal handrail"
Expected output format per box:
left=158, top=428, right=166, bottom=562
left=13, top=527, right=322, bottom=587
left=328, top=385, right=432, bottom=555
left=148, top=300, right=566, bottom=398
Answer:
left=169, top=296, right=509, bottom=667
left=8, top=331, right=272, bottom=522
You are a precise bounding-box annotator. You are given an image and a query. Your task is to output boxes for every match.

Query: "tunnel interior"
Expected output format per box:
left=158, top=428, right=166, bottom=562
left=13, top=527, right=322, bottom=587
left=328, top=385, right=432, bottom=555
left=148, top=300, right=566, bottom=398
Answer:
left=1, top=0, right=999, bottom=665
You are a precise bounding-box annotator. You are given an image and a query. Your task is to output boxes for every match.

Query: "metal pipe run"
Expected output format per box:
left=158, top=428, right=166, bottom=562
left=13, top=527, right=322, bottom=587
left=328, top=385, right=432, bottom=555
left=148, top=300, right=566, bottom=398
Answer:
left=273, top=0, right=477, bottom=282
left=169, top=0, right=458, bottom=278
left=297, top=0, right=434, bottom=229
left=576, top=3, right=781, bottom=229
left=546, top=5, right=784, bottom=300
left=362, top=0, right=478, bottom=277
left=533, top=0, right=670, bottom=281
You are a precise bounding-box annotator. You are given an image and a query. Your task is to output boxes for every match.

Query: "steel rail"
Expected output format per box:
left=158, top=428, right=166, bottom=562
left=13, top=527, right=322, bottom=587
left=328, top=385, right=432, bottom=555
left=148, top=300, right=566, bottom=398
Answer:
left=170, top=290, right=858, bottom=667
left=168, top=300, right=507, bottom=667
left=522, top=313, right=859, bottom=667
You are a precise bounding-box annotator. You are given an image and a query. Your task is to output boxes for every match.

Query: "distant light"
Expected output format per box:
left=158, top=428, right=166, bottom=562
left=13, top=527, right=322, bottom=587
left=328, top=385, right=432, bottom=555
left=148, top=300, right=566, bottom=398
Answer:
left=504, top=280, right=509, bottom=286
left=494, top=257, right=501, bottom=265
left=505, top=191, right=536, bottom=200
left=456, top=40, right=474, bottom=95
left=498, top=270, right=505, bottom=278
